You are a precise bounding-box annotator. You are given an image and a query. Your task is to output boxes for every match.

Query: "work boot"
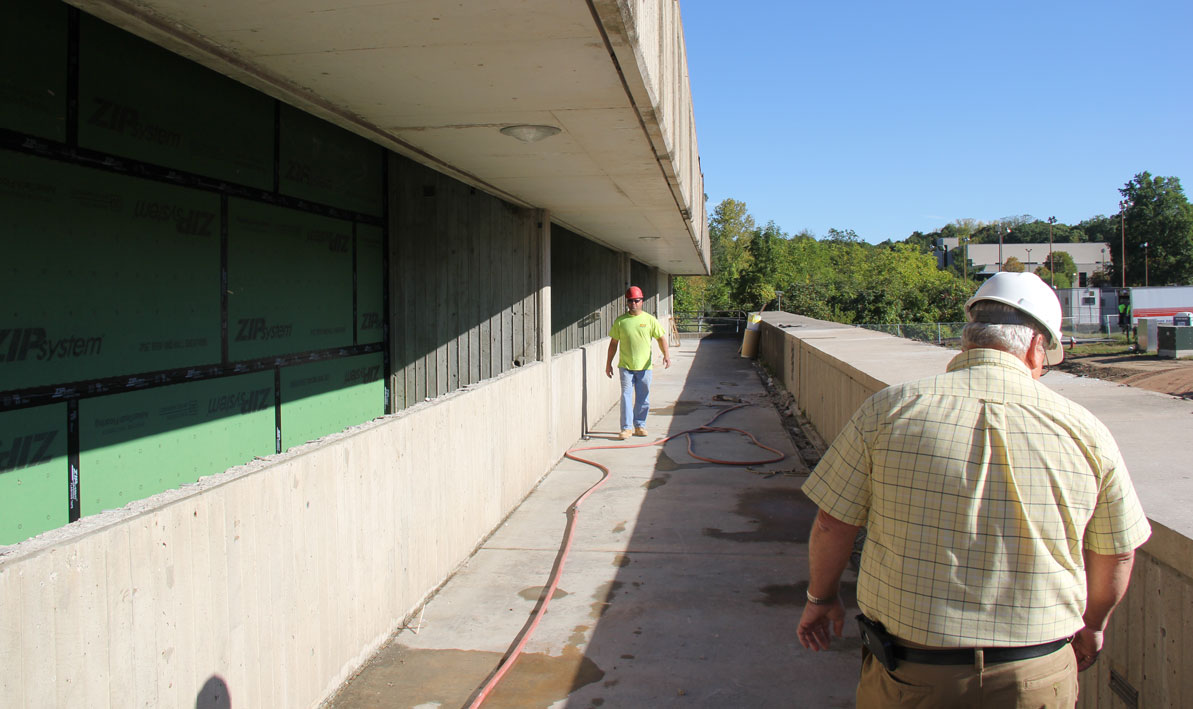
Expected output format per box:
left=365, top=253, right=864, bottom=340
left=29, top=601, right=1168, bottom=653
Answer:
left=618, top=429, right=633, bottom=440
left=633, top=427, right=648, bottom=437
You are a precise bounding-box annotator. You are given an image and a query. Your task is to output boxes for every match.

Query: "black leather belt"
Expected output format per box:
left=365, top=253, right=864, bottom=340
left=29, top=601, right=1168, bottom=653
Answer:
left=892, top=638, right=1071, bottom=665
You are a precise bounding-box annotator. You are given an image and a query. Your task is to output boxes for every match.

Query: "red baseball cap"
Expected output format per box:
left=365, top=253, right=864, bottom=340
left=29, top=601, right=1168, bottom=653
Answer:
left=626, top=286, right=644, bottom=300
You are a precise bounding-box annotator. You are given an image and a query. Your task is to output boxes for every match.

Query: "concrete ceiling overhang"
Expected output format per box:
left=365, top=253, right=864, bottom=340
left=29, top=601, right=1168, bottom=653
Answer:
left=68, top=0, right=709, bottom=275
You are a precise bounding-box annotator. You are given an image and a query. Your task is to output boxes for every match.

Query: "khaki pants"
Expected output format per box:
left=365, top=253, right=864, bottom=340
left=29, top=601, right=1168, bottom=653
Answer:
left=856, top=644, right=1078, bottom=708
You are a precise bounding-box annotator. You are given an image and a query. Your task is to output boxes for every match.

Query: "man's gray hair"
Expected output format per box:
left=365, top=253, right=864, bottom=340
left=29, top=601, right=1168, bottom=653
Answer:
left=962, top=301, right=1046, bottom=357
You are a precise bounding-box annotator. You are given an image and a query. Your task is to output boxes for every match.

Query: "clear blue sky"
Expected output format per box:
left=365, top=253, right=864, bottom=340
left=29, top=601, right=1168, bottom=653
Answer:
left=681, top=0, right=1193, bottom=243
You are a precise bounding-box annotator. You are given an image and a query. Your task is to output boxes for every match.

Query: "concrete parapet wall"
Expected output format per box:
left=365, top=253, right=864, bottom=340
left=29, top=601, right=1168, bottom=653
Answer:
left=0, top=339, right=620, bottom=707
left=757, top=313, right=1193, bottom=709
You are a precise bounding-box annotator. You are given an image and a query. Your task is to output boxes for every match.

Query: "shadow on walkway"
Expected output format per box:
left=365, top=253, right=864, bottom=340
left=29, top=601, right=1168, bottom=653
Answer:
left=328, top=338, right=861, bottom=708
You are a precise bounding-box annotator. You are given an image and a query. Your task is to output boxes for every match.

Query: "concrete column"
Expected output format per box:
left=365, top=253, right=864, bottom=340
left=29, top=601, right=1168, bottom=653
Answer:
left=536, top=209, right=554, bottom=455
left=536, top=210, right=551, bottom=363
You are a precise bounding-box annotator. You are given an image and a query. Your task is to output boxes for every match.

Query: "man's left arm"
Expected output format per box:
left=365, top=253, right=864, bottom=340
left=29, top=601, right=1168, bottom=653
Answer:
left=1072, top=549, right=1135, bottom=671
left=655, top=335, right=671, bottom=369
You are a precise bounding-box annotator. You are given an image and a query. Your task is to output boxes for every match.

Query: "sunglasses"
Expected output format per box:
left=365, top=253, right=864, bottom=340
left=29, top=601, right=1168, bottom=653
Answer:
left=628, top=298, right=644, bottom=302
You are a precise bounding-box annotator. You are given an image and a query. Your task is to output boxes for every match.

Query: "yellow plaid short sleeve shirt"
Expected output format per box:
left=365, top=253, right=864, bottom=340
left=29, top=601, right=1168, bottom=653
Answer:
left=803, top=348, right=1151, bottom=647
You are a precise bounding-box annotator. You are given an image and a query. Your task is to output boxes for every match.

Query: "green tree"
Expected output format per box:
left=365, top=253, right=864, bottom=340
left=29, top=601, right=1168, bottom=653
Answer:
left=1036, top=267, right=1074, bottom=289
left=733, top=221, right=784, bottom=309
left=682, top=198, right=757, bottom=311
left=1003, top=256, right=1026, bottom=273
left=1118, top=172, right=1193, bottom=286
left=1045, top=250, right=1076, bottom=282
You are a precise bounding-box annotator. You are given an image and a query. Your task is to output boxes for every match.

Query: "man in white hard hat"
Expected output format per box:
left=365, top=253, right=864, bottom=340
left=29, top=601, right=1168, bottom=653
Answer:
left=796, top=272, right=1150, bottom=708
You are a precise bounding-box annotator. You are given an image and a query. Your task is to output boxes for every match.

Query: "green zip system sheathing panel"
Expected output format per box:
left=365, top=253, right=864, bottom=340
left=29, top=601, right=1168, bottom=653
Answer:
left=79, top=374, right=275, bottom=516
left=280, top=353, right=384, bottom=451
left=357, top=225, right=385, bottom=342
left=77, top=13, right=276, bottom=190
left=279, top=103, right=384, bottom=217
left=1, top=5, right=390, bottom=545
left=0, top=0, right=68, bottom=142
left=0, top=405, right=68, bottom=542
left=1, top=150, right=221, bottom=391
left=228, top=199, right=355, bottom=360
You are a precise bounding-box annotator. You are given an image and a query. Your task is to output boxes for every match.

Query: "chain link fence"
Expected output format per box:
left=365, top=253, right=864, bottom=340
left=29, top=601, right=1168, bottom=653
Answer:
left=863, top=318, right=1117, bottom=346
left=857, top=322, right=966, bottom=345
left=674, top=310, right=748, bottom=334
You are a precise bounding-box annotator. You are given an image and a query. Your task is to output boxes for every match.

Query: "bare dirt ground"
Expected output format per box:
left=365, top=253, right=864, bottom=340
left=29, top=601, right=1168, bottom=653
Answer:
left=1055, top=351, right=1193, bottom=400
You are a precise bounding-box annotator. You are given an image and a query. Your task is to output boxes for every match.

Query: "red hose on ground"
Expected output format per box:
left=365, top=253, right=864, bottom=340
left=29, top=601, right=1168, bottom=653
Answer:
left=467, top=403, right=785, bottom=707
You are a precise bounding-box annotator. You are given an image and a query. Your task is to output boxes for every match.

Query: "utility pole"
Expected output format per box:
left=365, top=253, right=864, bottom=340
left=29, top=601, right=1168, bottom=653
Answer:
left=1119, top=200, right=1129, bottom=288
left=997, top=224, right=1003, bottom=272
left=1047, top=216, right=1057, bottom=286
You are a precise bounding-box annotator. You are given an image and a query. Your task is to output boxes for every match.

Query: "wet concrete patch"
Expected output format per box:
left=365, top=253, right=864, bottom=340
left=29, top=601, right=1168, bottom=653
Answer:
left=650, top=400, right=704, bottom=416
left=589, top=581, right=623, bottom=620
left=519, top=586, right=570, bottom=602
left=568, top=624, right=590, bottom=649
left=326, top=644, right=604, bottom=709
left=758, top=581, right=858, bottom=608
left=611, top=521, right=627, bottom=534
left=654, top=450, right=704, bottom=472
left=703, top=488, right=818, bottom=543
left=643, top=474, right=670, bottom=489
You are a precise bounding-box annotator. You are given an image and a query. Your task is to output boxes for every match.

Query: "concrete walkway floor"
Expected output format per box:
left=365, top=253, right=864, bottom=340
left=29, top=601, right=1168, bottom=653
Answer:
left=326, top=338, right=861, bottom=708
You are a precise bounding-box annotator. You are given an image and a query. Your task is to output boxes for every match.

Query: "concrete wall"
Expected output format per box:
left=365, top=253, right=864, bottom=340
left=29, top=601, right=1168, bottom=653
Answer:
left=0, top=338, right=621, bottom=707
left=390, top=155, right=543, bottom=409
left=757, top=313, right=1193, bottom=708
left=550, top=225, right=624, bottom=355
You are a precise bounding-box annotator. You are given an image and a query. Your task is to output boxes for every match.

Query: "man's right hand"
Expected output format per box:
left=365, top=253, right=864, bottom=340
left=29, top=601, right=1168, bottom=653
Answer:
left=797, top=597, right=846, bottom=651
left=1072, top=626, right=1103, bottom=671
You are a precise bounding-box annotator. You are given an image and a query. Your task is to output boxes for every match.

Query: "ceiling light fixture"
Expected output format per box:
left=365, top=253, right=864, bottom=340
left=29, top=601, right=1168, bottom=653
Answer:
left=499, top=124, right=561, bottom=143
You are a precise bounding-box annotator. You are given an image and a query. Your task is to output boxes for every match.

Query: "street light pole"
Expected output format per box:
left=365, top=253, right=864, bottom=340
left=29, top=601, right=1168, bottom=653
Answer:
left=1119, top=200, right=1129, bottom=288
left=1047, top=217, right=1057, bottom=286
left=1142, top=243, right=1149, bottom=286
left=997, top=224, right=1003, bottom=272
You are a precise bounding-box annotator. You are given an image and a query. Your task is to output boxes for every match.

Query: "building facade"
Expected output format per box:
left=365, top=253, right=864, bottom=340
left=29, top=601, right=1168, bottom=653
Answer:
left=1, top=1, right=708, bottom=704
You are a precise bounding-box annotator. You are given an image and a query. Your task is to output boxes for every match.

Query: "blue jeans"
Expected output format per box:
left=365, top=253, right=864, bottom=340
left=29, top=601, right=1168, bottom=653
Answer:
left=618, top=368, right=652, bottom=430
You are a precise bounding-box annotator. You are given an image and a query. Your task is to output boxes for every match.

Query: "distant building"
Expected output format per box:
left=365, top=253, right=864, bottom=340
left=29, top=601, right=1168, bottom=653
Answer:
left=937, top=239, right=1111, bottom=286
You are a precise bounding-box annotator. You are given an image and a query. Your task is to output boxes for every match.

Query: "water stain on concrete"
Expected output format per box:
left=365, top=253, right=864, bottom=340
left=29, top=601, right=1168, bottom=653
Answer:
left=568, top=624, right=590, bottom=648
left=643, top=475, right=670, bottom=489
left=612, top=521, right=627, bottom=533
left=719, top=381, right=740, bottom=387
left=612, top=554, right=632, bottom=567
left=326, top=643, right=603, bottom=709
left=589, top=580, right=623, bottom=620
left=519, top=586, right=570, bottom=602
left=703, top=488, right=818, bottom=543
left=758, top=581, right=857, bottom=608
left=650, top=399, right=703, bottom=416
left=654, top=451, right=703, bottom=473
left=594, top=580, right=624, bottom=599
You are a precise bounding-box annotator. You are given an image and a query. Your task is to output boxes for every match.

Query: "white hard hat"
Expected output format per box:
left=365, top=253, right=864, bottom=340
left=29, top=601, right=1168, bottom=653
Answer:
left=965, top=272, right=1064, bottom=365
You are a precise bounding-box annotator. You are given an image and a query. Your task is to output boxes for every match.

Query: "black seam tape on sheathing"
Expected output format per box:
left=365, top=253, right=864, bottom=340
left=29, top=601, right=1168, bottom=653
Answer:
left=0, top=342, right=384, bottom=413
